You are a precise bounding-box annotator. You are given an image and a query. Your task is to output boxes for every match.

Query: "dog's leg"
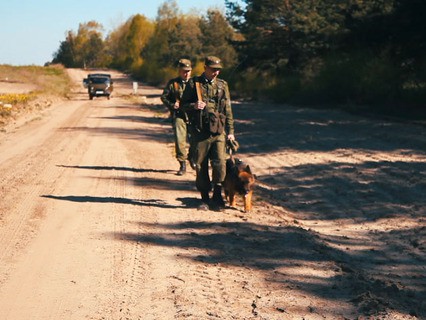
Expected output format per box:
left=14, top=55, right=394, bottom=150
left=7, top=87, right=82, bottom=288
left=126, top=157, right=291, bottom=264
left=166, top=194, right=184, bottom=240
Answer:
left=229, top=191, right=236, bottom=207
left=224, top=187, right=229, bottom=201
left=244, top=191, right=253, bottom=212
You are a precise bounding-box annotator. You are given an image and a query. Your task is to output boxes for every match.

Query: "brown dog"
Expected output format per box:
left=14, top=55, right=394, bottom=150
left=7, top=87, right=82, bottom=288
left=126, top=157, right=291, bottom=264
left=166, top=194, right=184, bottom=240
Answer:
left=223, top=156, right=256, bottom=212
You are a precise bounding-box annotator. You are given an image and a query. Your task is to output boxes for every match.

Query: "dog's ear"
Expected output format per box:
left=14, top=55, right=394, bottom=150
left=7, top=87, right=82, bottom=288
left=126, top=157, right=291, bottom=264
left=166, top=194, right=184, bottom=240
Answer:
left=245, top=165, right=252, bottom=174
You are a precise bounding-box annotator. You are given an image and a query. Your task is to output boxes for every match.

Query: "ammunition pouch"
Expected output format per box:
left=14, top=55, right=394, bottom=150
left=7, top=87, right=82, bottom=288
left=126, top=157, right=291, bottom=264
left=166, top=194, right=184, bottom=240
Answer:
left=208, top=111, right=226, bottom=135
left=174, top=109, right=188, bottom=123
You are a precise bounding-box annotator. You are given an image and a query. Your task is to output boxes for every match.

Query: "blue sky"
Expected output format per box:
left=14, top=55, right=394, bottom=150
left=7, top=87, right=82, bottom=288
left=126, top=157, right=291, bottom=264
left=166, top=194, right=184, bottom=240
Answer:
left=0, top=0, right=226, bottom=66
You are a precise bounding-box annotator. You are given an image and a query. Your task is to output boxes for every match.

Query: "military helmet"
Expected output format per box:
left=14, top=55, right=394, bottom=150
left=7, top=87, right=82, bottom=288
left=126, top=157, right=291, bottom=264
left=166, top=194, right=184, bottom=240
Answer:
left=205, top=56, right=223, bottom=69
left=178, top=59, right=192, bottom=71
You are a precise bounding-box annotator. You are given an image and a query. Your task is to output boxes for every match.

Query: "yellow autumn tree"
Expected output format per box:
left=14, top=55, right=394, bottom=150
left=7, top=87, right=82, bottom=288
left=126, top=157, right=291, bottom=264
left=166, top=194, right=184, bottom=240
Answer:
left=106, top=14, right=154, bottom=73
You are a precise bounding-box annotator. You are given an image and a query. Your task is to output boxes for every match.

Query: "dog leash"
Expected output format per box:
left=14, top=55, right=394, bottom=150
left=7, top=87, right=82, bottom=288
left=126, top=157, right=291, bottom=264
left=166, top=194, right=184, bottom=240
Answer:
left=227, top=143, right=235, bottom=164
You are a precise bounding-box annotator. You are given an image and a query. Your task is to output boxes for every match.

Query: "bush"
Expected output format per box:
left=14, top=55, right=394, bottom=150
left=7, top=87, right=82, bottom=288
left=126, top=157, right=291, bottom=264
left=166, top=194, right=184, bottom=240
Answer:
left=279, top=50, right=404, bottom=107
left=137, top=62, right=175, bottom=86
left=265, top=75, right=302, bottom=102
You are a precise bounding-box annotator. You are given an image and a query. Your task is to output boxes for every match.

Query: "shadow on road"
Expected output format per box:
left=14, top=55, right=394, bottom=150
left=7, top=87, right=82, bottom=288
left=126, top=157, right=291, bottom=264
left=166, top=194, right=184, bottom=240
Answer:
left=257, top=159, right=426, bottom=221
left=41, top=194, right=183, bottom=209
left=111, top=220, right=425, bottom=318
left=57, top=164, right=174, bottom=174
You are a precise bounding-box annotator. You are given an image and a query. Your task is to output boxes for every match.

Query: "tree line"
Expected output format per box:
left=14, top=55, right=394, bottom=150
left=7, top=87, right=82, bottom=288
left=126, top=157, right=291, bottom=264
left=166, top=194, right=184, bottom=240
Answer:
left=52, top=1, right=237, bottom=85
left=52, top=0, right=425, bottom=115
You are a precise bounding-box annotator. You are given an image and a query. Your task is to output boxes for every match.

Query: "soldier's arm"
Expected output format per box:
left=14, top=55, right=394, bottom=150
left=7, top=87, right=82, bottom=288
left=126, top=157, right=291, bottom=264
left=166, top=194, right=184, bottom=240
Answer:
left=223, top=82, right=234, bottom=135
left=160, top=81, right=175, bottom=112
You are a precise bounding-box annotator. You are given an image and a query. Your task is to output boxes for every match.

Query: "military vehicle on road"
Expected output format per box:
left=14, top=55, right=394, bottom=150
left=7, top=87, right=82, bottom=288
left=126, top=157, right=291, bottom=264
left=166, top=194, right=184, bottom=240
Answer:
left=83, top=73, right=113, bottom=100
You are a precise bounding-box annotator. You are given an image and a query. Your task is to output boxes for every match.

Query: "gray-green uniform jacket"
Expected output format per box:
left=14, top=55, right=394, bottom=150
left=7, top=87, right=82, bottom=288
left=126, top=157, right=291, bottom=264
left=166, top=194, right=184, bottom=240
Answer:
left=161, top=77, right=191, bottom=162
left=181, top=74, right=235, bottom=191
left=161, top=77, right=191, bottom=120
left=182, top=75, right=234, bottom=136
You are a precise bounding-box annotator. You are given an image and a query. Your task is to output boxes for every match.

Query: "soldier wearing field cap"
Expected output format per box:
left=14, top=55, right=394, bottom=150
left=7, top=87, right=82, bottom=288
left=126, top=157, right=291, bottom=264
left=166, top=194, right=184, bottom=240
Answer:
left=161, top=58, right=193, bottom=175
left=181, top=56, right=235, bottom=210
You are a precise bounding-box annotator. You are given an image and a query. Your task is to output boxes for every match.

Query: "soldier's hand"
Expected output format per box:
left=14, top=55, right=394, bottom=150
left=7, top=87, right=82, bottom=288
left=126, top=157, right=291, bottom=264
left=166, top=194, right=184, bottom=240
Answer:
left=227, top=134, right=235, bottom=141
left=195, top=101, right=206, bottom=110
left=173, top=101, right=180, bottom=109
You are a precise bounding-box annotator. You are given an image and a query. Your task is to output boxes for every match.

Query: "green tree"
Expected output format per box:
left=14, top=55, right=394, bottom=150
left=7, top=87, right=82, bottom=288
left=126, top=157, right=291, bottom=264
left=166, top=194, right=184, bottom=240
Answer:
left=169, top=15, right=202, bottom=64
left=73, top=21, right=107, bottom=68
left=199, top=9, right=238, bottom=68
left=144, top=0, right=181, bottom=66
left=225, top=0, right=355, bottom=71
left=225, top=0, right=293, bottom=69
left=52, top=31, right=76, bottom=67
left=140, top=0, right=203, bottom=83
left=344, top=0, right=426, bottom=85
left=52, top=21, right=107, bottom=68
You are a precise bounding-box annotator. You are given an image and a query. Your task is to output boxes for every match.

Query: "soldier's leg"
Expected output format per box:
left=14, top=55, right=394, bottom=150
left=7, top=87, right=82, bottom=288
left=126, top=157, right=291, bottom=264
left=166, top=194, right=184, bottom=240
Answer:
left=210, top=134, right=227, bottom=184
left=187, top=127, right=196, bottom=170
left=196, top=156, right=211, bottom=193
left=210, top=134, right=227, bottom=210
left=194, top=138, right=212, bottom=193
left=174, top=117, right=187, bottom=162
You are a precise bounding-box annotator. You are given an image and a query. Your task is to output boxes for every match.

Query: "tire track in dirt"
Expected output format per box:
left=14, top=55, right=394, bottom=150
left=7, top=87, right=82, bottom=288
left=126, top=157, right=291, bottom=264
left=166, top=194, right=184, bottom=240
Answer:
left=0, top=96, right=118, bottom=319
left=116, top=106, right=181, bottom=320
left=0, top=98, right=93, bottom=286
left=102, top=140, right=152, bottom=320
left=86, top=99, right=176, bottom=320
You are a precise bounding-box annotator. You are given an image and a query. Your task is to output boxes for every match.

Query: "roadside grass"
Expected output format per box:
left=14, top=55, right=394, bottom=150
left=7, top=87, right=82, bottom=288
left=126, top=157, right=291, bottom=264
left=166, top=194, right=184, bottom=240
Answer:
left=0, top=64, right=71, bottom=123
left=0, top=93, right=35, bottom=117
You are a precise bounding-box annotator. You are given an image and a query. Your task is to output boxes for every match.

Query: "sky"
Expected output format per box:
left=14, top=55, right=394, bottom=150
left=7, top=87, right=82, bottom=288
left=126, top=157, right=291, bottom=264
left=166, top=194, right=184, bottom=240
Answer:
left=0, top=0, right=226, bottom=66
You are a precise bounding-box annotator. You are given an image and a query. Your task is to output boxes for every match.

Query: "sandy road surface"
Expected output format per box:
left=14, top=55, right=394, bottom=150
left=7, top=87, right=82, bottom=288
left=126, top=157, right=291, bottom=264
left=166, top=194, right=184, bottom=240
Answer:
left=0, top=69, right=425, bottom=320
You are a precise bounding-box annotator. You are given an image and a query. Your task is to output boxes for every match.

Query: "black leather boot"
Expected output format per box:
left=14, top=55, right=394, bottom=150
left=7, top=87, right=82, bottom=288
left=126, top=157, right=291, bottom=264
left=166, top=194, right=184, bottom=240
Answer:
left=198, top=191, right=210, bottom=211
left=177, top=161, right=186, bottom=176
left=189, top=158, right=197, bottom=170
left=211, top=184, right=225, bottom=211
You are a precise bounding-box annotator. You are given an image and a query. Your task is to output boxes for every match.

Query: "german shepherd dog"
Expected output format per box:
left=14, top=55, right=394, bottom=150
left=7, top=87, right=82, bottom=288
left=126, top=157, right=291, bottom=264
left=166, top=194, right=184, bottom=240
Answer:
left=223, top=156, right=256, bottom=212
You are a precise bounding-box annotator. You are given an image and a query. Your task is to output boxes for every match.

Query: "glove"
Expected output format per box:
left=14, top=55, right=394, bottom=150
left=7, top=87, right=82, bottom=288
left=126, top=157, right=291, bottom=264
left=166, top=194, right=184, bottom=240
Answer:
left=227, top=139, right=240, bottom=153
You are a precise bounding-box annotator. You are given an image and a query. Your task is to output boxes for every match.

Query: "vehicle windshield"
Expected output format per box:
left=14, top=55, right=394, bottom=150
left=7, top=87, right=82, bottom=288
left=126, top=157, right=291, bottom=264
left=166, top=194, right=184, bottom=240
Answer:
left=90, top=77, right=109, bottom=84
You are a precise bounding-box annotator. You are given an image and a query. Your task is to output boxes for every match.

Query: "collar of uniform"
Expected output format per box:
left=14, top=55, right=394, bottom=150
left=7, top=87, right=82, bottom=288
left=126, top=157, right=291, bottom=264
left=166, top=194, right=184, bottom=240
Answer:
left=201, top=74, right=215, bottom=84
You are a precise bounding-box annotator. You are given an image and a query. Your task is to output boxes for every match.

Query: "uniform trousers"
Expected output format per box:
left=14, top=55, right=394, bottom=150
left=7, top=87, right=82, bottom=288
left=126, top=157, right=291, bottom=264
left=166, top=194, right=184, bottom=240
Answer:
left=173, top=116, right=188, bottom=162
left=192, top=131, right=227, bottom=192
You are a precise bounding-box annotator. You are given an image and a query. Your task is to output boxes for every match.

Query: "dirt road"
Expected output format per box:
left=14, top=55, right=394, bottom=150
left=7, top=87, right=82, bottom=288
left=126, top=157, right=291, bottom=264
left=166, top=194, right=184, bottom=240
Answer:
left=0, top=69, right=424, bottom=320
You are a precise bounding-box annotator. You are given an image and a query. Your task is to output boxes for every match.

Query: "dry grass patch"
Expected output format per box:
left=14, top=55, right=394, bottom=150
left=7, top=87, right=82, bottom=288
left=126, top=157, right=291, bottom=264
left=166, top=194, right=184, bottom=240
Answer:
left=0, top=64, right=71, bottom=124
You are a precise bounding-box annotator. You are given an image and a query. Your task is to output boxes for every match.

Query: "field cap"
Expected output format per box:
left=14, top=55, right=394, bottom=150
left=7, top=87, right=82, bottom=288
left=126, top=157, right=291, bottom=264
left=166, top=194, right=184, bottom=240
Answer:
left=178, top=59, right=192, bottom=71
left=205, top=56, right=223, bottom=69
